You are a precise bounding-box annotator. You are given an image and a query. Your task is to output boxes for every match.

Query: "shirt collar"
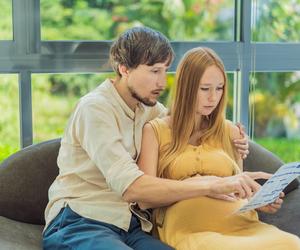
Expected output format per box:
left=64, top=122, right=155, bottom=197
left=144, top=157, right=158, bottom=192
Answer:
left=103, top=79, right=142, bottom=119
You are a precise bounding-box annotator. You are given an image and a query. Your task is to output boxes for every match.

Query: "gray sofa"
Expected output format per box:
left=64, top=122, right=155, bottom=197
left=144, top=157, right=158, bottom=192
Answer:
left=0, top=139, right=299, bottom=249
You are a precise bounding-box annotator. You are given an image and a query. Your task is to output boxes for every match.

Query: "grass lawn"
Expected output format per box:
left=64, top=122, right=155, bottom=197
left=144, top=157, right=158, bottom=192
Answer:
left=255, top=138, right=300, bottom=163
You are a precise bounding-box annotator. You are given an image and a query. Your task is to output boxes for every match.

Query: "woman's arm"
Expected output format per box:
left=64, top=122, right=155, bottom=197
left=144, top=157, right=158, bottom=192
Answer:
left=137, top=123, right=159, bottom=177
left=137, top=122, right=171, bottom=209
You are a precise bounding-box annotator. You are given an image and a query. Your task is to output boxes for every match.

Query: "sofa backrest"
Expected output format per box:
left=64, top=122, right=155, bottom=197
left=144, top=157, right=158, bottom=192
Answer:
left=0, top=139, right=298, bottom=226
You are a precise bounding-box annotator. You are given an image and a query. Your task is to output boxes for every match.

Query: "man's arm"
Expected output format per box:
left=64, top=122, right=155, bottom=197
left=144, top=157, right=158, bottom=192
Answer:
left=228, top=121, right=244, bottom=169
left=129, top=123, right=272, bottom=209
left=234, top=123, right=249, bottom=159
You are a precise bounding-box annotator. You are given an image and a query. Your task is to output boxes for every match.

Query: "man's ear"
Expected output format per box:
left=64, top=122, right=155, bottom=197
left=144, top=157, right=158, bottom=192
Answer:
left=118, top=65, right=129, bottom=77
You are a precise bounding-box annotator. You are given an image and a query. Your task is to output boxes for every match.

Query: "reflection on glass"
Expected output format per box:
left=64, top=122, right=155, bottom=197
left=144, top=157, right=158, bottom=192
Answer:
left=252, top=0, right=300, bottom=42
left=31, top=73, right=114, bottom=143
left=41, top=0, right=234, bottom=41
left=0, top=0, right=13, bottom=40
left=251, top=72, right=300, bottom=161
left=0, top=74, right=19, bottom=162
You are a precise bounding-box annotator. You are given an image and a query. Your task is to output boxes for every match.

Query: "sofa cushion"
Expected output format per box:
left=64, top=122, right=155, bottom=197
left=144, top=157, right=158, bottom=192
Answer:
left=0, top=139, right=60, bottom=225
left=0, top=216, right=43, bottom=250
left=258, top=187, right=300, bottom=237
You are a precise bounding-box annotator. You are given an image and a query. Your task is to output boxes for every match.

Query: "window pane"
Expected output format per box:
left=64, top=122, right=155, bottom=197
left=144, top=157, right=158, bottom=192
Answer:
left=0, top=74, right=19, bottom=162
left=0, top=0, right=13, bottom=40
left=32, top=71, right=235, bottom=143
left=41, top=0, right=234, bottom=41
left=252, top=0, right=300, bottom=42
left=31, top=73, right=114, bottom=143
left=251, top=72, right=300, bottom=162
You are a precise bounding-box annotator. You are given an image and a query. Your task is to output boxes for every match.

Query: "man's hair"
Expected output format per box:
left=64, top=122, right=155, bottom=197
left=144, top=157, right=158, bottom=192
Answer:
left=110, top=27, right=174, bottom=76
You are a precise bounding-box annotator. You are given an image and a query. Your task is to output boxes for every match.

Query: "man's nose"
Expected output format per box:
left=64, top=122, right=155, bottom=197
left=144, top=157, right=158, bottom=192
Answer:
left=157, top=73, right=167, bottom=89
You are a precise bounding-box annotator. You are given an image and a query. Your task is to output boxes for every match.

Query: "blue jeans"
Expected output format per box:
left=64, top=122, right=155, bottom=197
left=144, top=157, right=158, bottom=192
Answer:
left=43, top=206, right=174, bottom=250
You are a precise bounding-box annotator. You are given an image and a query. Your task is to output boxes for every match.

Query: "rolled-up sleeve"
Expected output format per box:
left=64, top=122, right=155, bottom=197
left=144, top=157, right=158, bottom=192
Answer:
left=74, top=102, right=144, bottom=196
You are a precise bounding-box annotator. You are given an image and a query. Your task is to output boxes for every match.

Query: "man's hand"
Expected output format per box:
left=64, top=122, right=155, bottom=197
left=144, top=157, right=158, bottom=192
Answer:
left=209, top=171, right=272, bottom=200
left=256, top=192, right=285, bottom=214
left=234, top=123, right=249, bottom=159
left=207, top=193, right=238, bottom=202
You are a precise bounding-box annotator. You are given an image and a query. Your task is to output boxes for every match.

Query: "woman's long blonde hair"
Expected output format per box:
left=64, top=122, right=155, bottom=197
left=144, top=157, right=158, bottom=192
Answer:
left=158, top=47, right=238, bottom=177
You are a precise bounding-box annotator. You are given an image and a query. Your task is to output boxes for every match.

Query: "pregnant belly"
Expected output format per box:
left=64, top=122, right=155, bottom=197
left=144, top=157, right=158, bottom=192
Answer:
left=162, top=196, right=259, bottom=234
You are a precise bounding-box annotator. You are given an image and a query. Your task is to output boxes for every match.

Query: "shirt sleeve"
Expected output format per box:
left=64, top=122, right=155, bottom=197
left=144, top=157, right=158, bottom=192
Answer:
left=73, top=101, right=144, bottom=196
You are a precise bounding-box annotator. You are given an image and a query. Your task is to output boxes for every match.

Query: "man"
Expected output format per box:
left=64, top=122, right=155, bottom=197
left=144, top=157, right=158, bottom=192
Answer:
left=43, top=27, right=269, bottom=250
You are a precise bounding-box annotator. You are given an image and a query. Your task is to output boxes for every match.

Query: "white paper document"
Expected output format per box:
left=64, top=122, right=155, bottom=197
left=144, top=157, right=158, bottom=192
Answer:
left=237, top=162, right=300, bottom=213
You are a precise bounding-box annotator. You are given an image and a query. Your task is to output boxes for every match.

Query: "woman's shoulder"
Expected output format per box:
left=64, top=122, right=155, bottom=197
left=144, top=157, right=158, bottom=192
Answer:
left=149, top=116, right=171, bottom=129
left=147, top=116, right=171, bottom=145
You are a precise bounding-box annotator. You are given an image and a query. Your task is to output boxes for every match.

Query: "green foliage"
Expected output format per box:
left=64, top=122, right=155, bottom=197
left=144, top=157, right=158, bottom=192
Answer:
left=40, top=0, right=234, bottom=41
left=255, top=138, right=300, bottom=162
left=252, top=72, right=300, bottom=137
left=253, top=0, right=300, bottom=42
left=0, top=0, right=13, bottom=40
left=0, top=75, right=20, bottom=147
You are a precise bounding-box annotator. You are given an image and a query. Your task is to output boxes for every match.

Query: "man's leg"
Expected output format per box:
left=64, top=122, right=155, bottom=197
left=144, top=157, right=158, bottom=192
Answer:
left=43, top=206, right=132, bottom=250
left=125, top=215, right=174, bottom=250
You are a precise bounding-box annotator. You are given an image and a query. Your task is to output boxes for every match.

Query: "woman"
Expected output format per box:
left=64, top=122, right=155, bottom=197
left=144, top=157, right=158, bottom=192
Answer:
left=137, top=47, right=300, bottom=249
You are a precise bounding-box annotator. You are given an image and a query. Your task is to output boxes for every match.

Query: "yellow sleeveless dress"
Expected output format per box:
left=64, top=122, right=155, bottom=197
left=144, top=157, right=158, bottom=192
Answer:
left=149, top=118, right=300, bottom=250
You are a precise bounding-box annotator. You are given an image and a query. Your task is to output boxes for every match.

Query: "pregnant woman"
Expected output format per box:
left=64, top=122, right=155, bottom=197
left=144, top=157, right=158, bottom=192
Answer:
left=137, top=47, right=300, bottom=250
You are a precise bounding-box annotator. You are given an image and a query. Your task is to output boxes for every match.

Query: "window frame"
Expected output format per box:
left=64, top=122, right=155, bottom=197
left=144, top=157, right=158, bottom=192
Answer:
left=1, top=0, right=300, bottom=147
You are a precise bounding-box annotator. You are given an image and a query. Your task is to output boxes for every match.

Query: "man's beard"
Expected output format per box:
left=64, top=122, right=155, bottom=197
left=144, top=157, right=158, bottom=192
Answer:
left=128, top=86, right=157, bottom=107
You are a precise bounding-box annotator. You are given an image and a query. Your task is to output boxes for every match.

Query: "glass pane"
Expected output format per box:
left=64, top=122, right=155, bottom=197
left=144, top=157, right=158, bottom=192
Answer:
left=31, top=73, right=114, bottom=143
left=251, top=72, right=300, bottom=162
left=0, top=74, right=19, bottom=163
left=32, top=71, right=235, bottom=144
left=252, top=0, right=300, bottom=42
left=0, top=0, right=13, bottom=40
left=41, top=0, right=234, bottom=41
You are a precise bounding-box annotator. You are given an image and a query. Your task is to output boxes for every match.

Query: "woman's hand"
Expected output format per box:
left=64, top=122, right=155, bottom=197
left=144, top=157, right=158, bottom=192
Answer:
left=256, top=192, right=285, bottom=214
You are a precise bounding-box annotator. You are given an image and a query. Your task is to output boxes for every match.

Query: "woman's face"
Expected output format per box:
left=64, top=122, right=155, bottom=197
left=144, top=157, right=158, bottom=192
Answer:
left=196, top=65, right=225, bottom=116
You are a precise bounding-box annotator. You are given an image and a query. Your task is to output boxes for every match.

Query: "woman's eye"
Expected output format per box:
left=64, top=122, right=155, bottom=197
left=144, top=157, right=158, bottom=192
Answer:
left=200, top=88, right=209, bottom=91
left=217, top=87, right=224, bottom=91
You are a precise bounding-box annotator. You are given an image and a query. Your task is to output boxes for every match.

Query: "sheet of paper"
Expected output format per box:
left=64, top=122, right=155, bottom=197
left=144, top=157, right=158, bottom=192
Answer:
left=237, top=162, right=300, bottom=213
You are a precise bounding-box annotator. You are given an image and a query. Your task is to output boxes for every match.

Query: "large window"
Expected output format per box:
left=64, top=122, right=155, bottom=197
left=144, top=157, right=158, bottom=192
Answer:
left=40, top=0, right=234, bottom=41
left=0, top=0, right=13, bottom=40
